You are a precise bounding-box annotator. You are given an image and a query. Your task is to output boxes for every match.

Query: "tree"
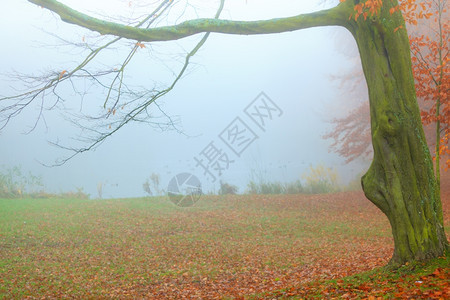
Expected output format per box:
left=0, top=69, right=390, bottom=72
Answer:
left=408, top=0, right=449, bottom=197
left=5, top=0, right=449, bottom=264
left=323, top=24, right=374, bottom=164
left=324, top=0, right=449, bottom=176
left=97, top=181, right=104, bottom=199
left=143, top=173, right=163, bottom=196
left=323, top=100, right=372, bottom=163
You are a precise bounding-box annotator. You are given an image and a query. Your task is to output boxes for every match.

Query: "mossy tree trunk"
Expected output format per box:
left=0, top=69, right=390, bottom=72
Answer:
left=29, top=0, right=448, bottom=265
left=345, top=1, right=448, bottom=265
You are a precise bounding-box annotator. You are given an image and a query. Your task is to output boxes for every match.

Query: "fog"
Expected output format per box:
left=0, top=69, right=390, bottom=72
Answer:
left=0, top=0, right=368, bottom=198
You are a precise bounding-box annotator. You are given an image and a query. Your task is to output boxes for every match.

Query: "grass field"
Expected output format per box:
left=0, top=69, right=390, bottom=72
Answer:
left=0, top=190, right=449, bottom=299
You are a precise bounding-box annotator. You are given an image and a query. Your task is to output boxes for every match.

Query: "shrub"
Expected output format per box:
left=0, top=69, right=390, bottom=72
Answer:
left=342, top=172, right=365, bottom=191
left=0, top=165, right=43, bottom=198
left=302, top=163, right=340, bottom=194
left=245, top=163, right=340, bottom=195
left=285, top=180, right=304, bottom=194
left=59, top=187, right=90, bottom=199
left=246, top=180, right=303, bottom=195
left=219, top=181, right=238, bottom=195
left=0, top=165, right=90, bottom=200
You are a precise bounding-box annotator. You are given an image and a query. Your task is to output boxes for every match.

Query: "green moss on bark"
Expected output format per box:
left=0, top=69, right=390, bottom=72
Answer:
left=346, top=0, right=447, bottom=265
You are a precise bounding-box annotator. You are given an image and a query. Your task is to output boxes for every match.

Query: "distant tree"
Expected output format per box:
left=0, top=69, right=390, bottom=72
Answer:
left=323, top=101, right=372, bottom=163
left=143, top=173, right=163, bottom=196
left=2, top=0, right=447, bottom=265
left=142, top=180, right=152, bottom=196
left=97, top=181, right=104, bottom=199
left=408, top=0, right=449, bottom=196
left=0, top=165, right=44, bottom=198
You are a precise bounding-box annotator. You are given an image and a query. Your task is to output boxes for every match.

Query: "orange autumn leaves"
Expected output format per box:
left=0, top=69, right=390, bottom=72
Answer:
left=340, top=0, right=384, bottom=21
left=407, top=0, right=449, bottom=169
left=136, top=42, right=146, bottom=49
left=332, top=0, right=449, bottom=169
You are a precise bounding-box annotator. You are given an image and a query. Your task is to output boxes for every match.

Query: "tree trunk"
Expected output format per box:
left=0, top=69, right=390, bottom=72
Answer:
left=345, top=1, right=448, bottom=265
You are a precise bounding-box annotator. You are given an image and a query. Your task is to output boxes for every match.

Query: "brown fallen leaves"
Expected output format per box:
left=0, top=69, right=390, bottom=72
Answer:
left=270, top=263, right=450, bottom=299
left=1, top=180, right=449, bottom=299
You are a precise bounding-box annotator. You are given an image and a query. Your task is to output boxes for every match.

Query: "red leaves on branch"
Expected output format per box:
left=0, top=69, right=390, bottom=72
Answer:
left=58, top=70, right=67, bottom=80
left=324, top=103, right=372, bottom=163
left=407, top=0, right=449, bottom=169
left=394, top=25, right=403, bottom=32
left=327, top=1, right=449, bottom=169
left=136, top=42, right=146, bottom=49
left=341, top=0, right=384, bottom=21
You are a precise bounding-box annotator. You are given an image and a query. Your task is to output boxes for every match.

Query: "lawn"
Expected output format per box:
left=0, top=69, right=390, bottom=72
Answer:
left=0, top=191, right=448, bottom=299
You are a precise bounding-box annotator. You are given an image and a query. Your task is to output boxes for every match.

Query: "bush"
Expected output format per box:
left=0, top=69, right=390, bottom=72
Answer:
left=219, top=181, right=238, bottom=195
left=285, top=180, right=304, bottom=194
left=0, top=165, right=90, bottom=199
left=246, top=180, right=303, bottom=195
left=302, top=163, right=340, bottom=194
left=0, top=165, right=43, bottom=198
left=342, top=172, right=364, bottom=191
left=261, top=182, right=284, bottom=194
left=246, top=180, right=259, bottom=194
left=58, top=187, right=90, bottom=199
left=245, top=163, right=339, bottom=195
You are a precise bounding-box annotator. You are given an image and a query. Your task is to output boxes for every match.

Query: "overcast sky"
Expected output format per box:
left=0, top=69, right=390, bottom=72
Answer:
left=0, top=0, right=368, bottom=198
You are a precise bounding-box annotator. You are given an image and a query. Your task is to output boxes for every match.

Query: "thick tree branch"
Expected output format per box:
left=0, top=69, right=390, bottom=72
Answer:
left=28, top=0, right=350, bottom=41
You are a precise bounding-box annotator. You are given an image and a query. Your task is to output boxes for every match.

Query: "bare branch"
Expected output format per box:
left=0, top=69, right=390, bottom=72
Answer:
left=3, top=0, right=349, bottom=165
left=45, top=0, right=227, bottom=166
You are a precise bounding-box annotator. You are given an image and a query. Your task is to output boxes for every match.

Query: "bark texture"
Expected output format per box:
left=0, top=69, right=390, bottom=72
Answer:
left=343, top=1, right=448, bottom=264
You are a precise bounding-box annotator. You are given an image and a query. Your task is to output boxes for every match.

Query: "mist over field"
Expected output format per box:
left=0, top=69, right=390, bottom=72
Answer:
left=0, top=0, right=368, bottom=198
left=1, top=0, right=449, bottom=299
